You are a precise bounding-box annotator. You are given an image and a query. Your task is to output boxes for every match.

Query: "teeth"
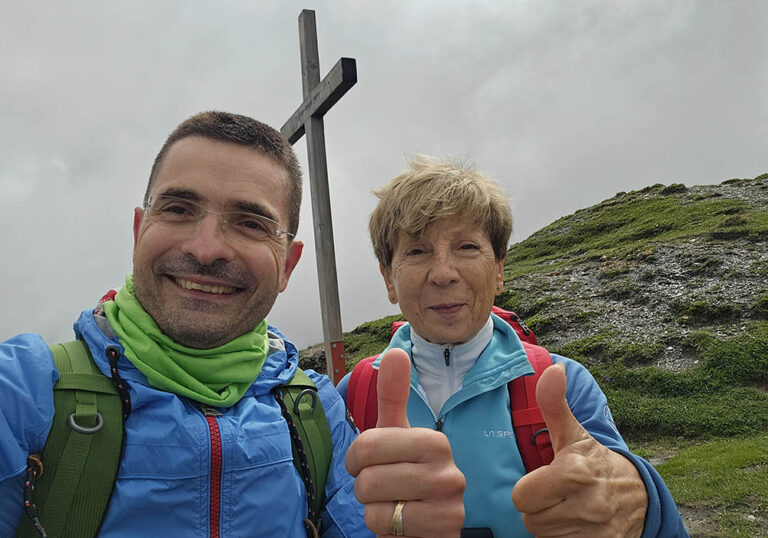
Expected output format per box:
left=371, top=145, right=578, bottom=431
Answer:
left=175, top=278, right=236, bottom=295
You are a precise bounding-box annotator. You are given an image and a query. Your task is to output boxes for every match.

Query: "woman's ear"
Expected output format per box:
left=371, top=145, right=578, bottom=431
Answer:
left=495, top=259, right=505, bottom=296
left=379, top=263, right=398, bottom=304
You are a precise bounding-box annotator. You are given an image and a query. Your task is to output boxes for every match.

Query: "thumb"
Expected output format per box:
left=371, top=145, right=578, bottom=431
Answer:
left=536, top=363, right=589, bottom=454
left=375, top=348, right=412, bottom=428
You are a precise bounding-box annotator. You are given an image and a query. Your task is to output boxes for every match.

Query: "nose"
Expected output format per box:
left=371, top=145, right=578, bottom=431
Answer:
left=179, top=213, right=237, bottom=265
left=428, top=248, right=459, bottom=287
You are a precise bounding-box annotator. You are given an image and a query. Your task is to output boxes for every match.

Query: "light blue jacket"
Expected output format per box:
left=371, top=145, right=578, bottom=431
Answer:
left=339, top=314, right=688, bottom=537
left=0, top=309, right=371, bottom=537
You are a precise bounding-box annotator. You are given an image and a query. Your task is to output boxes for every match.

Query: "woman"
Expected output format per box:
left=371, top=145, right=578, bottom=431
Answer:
left=339, top=156, right=688, bottom=537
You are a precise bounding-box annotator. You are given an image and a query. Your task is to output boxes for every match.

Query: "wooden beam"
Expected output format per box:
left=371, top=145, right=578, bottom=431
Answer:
left=280, top=58, right=357, bottom=144
left=281, top=9, right=356, bottom=384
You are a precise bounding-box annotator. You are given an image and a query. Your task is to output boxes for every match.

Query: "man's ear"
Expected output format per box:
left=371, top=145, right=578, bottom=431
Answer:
left=279, top=240, right=303, bottom=293
left=379, top=263, right=398, bottom=304
left=133, top=208, right=144, bottom=249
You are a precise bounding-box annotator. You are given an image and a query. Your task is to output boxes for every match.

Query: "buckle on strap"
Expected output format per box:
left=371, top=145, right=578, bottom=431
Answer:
left=293, top=388, right=318, bottom=415
left=68, top=412, right=105, bottom=434
left=531, top=427, right=549, bottom=446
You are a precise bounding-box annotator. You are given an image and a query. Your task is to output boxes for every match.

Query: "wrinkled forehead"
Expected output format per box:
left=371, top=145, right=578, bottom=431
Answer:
left=396, top=214, right=491, bottom=246
left=400, top=210, right=487, bottom=239
left=151, top=137, right=291, bottom=223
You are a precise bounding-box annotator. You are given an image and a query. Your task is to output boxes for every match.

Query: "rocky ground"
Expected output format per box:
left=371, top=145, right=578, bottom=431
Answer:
left=506, top=236, right=768, bottom=371
left=503, top=176, right=768, bottom=371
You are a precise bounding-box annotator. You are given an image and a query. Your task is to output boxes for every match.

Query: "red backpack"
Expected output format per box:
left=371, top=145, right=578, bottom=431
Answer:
left=346, top=306, right=555, bottom=472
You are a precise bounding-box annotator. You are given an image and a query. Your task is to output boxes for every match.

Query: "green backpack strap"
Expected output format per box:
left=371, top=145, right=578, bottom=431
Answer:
left=275, top=368, right=333, bottom=535
left=17, top=340, right=124, bottom=538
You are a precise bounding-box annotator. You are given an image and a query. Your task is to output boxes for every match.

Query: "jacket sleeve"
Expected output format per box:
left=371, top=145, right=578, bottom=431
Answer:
left=0, top=334, right=59, bottom=536
left=556, top=355, right=689, bottom=538
left=308, top=370, right=374, bottom=537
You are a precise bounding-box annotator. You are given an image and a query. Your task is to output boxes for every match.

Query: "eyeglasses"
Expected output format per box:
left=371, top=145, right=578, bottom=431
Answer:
left=144, top=194, right=294, bottom=244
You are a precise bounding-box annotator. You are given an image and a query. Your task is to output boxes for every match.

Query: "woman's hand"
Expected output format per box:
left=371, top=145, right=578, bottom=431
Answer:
left=346, top=349, right=466, bottom=537
left=512, top=365, right=648, bottom=537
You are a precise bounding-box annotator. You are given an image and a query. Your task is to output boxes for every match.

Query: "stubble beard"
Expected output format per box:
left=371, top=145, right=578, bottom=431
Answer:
left=132, top=257, right=270, bottom=349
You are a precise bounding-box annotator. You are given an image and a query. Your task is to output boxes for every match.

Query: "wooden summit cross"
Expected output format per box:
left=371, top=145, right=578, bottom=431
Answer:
left=281, top=9, right=357, bottom=385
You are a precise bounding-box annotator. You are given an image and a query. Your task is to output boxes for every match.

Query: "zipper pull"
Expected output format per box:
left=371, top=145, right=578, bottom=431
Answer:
left=511, top=314, right=532, bottom=336
left=198, top=403, right=223, bottom=417
left=436, top=419, right=443, bottom=432
left=444, top=347, right=450, bottom=367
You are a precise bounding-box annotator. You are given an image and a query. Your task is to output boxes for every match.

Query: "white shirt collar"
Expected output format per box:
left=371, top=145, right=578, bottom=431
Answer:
left=410, top=317, right=494, bottom=414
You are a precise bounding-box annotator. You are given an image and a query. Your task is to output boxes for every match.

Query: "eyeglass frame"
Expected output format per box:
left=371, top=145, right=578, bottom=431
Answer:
left=143, top=194, right=295, bottom=243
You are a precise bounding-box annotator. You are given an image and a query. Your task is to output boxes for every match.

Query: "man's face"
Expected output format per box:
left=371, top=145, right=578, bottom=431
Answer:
left=132, top=136, right=303, bottom=349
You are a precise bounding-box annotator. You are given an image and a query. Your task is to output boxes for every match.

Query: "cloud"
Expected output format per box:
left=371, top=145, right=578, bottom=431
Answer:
left=1, top=1, right=766, bottom=353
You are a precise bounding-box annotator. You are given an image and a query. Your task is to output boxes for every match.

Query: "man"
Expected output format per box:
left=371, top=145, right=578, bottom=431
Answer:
left=0, top=111, right=464, bottom=537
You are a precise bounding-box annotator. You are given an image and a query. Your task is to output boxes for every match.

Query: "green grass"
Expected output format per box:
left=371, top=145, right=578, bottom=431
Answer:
left=671, top=298, right=741, bottom=326
left=645, top=434, right=768, bottom=536
left=563, top=322, right=768, bottom=438
left=755, top=293, right=768, bottom=319
left=342, top=313, right=403, bottom=367
left=553, top=332, right=666, bottom=367
left=504, top=180, right=768, bottom=278
left=658, top=435, right=768, bottom=505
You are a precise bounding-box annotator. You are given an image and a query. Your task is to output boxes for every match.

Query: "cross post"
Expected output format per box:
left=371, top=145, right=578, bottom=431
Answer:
left=281, top=9, right=357, bottom=384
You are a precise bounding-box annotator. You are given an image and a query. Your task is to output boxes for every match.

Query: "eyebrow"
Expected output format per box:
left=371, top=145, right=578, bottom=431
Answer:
left=232, top=200, right=279, bottom=223
left=155, top=187, right=200, bottom=202
left=154, top=187, right=279, bottom=222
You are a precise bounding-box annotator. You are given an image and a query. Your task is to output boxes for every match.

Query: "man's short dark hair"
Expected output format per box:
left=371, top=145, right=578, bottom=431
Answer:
left=145, top=111, right=302, bottom=236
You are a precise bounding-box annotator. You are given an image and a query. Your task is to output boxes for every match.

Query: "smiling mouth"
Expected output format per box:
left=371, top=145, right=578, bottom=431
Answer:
left=174, top=277, right=237, bottom=295
left=431, top=303, right=464, bottom=314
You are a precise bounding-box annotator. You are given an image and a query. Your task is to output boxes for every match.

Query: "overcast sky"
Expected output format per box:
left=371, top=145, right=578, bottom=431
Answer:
left=1, top=1, right=766, bottom=351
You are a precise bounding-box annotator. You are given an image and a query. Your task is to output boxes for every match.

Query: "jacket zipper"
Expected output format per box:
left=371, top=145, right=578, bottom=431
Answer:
left=201, top=405, right=223, bottom=538
left=410, top=353, right=448, bottom=431
left=409, top=382, right=442, bottom=431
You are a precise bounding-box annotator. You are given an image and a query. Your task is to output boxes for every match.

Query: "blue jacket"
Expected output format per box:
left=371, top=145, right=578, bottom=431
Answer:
left=339, top=314, right=688, bottom=537
left=0, top=309, right=371, bottom=537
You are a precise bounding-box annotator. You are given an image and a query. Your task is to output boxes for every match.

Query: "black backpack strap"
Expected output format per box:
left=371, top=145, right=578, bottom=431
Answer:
left=17, top=340, right=124, bottom=538
left=273, top=369, right=333, bottom=536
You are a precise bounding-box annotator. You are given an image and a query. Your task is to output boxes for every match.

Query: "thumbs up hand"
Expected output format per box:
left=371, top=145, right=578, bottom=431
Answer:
left=346, top=349, right=466, bottom=537
left=511, top=364, right=648, bottom=537
left=374, top=347, right=412, bottom=428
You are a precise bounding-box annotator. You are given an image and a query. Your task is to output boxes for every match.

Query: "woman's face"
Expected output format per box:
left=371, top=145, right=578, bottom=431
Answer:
left=380, top=217, right=504, bottom=345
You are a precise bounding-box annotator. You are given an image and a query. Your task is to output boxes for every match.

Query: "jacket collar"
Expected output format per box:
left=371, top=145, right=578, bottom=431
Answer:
left=378, top=314, right=535, bottom=411
left=74, top=309, right=298, bottom=399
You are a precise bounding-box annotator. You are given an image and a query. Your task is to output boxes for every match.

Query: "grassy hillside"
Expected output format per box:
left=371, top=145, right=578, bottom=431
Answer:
left=504, top=178, right=768, bottom=279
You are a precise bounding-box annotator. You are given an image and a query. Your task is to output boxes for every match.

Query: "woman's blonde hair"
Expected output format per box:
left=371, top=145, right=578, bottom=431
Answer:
left=370, top=155, right=513, bottom=268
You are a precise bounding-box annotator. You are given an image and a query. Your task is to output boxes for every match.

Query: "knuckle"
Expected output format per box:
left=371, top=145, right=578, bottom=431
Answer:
left=352, top=432, right=377, bottom=464
left=591, top=501, right=616, bottom=522
left=447, top=503, right=466, bottom=529
left=424, top=431, right=453, bottom=459
left=446, top=466, right=466, bottom=492
left=426, top=465, right=465, bottom=499
left=363, top=504, right=387, bottom=534
left=352, top=468, right=375, bottom=503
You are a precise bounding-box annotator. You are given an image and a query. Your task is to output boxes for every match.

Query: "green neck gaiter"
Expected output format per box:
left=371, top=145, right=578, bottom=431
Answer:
left=102, top=275, right=269, bottom=407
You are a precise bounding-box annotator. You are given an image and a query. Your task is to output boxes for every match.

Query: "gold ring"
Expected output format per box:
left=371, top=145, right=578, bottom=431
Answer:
left=391, top=499, right=405, bottom=536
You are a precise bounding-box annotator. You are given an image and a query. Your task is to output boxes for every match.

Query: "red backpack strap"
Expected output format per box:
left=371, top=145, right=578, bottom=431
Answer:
left=347, top=356, right=380, bottom=432
left=509, top=342, right=554, bottom=472
left=492, top=305, right=538, bottom=345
